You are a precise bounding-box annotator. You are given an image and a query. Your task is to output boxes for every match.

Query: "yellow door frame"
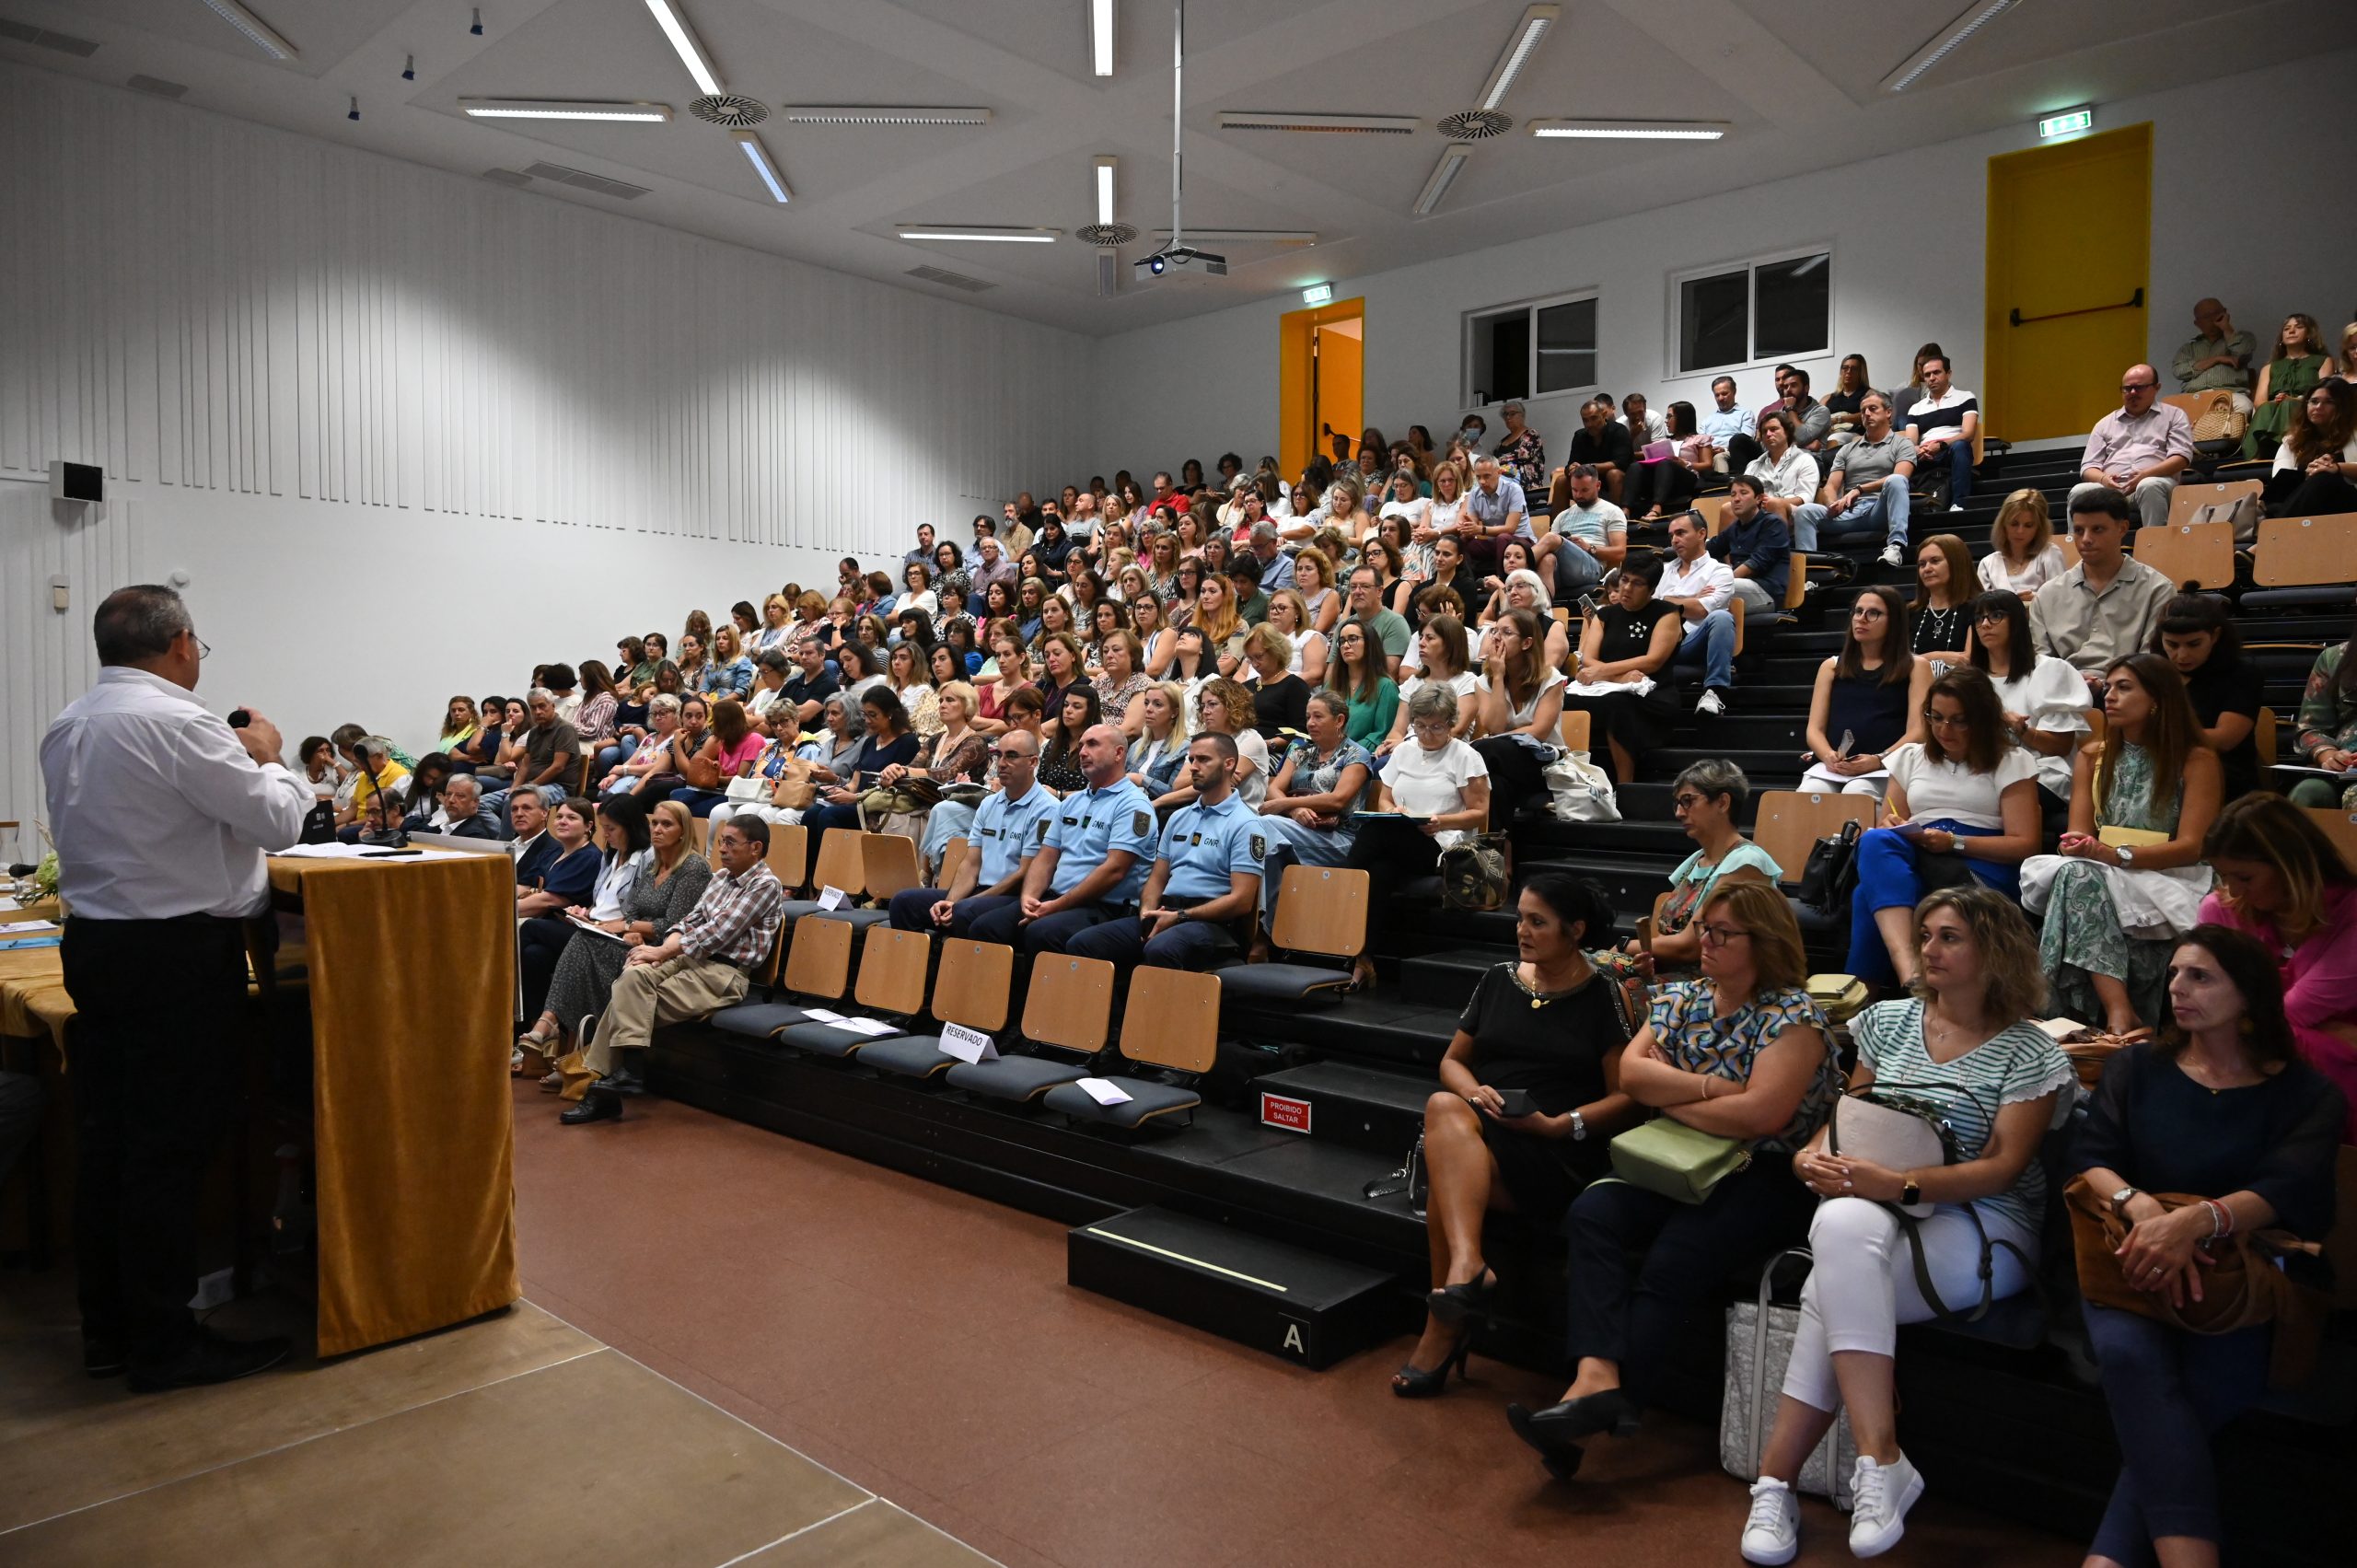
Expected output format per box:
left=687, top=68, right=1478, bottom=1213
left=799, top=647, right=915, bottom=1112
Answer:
left=1279, top=297, right=1365, bottom=480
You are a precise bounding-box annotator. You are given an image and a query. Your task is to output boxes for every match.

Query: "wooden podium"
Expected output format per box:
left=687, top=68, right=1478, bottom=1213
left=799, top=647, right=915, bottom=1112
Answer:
left=0, top=846, right=519, bottom=1358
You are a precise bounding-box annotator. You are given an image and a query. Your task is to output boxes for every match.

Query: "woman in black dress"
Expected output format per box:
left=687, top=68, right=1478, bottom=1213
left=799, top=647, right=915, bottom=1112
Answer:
left=1561, top=555, right=1682, bottom=784
left=2151, top=588, right=2266, bottom=801
left=1391, top=875, right=1642, bottom=1398
left=1910, top=533, right=1975, bottom=660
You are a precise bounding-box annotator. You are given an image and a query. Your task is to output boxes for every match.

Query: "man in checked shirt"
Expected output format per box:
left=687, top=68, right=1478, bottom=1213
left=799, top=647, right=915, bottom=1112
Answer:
left=562, top=816, right=786, bottom=1124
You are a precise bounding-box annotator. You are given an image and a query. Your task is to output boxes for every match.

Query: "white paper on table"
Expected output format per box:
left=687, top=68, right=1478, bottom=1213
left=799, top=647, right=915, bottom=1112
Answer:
left=833, top=1016, right=899, bottom=1037
left=801, top=1007, right=846, bottom=1023
left=816, top=886, right=846, bottom=910
left=0, top=896, right=20, bottom=911
left=273, top=842, right=454, bottom=861
left=1563, top=676, right=1655, bottom=699
left=1074, top=1076, right=1132, bottom=1106
left=0, top=920, right=61, bottom=935
left=939, top=1022, right=997, bottom=1063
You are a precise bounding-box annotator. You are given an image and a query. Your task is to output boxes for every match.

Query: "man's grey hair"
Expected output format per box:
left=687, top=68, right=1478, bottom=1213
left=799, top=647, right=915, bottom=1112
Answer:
left=1672, top=757, right=1750, bottom=811
left=444, top=773, right=482, bottom=801
left=527, top=686, right=554, bottom=706
left=1471, top=454, right=1500, bottom=470
left=356, top=736, right=395, bottom=761
left=92, top=584, right=192, bottom=666
left=1406, top=682, right=1458, bottom=726
left=1249, top=521, right=1278, bottom=547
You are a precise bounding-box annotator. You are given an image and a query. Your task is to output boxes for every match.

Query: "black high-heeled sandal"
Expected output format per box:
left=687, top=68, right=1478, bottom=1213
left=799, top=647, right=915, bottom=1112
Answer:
left=1425, top=1268, right=1497, bottom=1331
left=1390, top=1319, right=1479, bottom=1399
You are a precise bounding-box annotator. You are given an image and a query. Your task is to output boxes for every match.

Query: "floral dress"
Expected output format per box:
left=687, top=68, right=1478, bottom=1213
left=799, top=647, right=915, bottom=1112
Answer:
left=2023, top=743, right=2202, bottom=1027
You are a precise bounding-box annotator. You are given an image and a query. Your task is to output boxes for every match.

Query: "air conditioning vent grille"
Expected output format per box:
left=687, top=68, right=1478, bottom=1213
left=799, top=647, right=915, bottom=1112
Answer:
left=904, top=265, right=994, bottom=294
left=520, top=161, right=651, bottom=200
left=1075, top=223, right=1138, bottom=247
left=689, top=94, right=768, bottom=128
left=482, top=168, right=535, bottom=188
left=1439, top=109, right=1513, bottom=140
left=128, top=75, right=190, bottom=99
left=0, top=19, right=101, bottom=55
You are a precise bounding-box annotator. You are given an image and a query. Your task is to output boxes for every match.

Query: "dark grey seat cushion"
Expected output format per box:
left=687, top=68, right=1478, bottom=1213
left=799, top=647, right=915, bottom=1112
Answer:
left=776, top=901, right=893, bottom=932
left=945, top=1055, right=1089, bottom=1100
left=1042, top=1075, right=1201, bottom=1128
left=774, top=1019, right=906, bottom=1058
left=1214, top=960, right=1353, bottom=1005
left=860, top=1035, right=959, bottom=1078
left=709, top=1003, right=817, bottom=1040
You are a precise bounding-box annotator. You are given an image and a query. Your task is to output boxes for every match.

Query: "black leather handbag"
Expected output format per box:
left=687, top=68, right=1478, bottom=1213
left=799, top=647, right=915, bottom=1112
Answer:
left=1794, top=819, right=1862, bottom=914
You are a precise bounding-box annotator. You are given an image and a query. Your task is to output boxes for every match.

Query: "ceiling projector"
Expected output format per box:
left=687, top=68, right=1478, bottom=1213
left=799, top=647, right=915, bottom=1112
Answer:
left=1135, top=245, right=1227, bottom=280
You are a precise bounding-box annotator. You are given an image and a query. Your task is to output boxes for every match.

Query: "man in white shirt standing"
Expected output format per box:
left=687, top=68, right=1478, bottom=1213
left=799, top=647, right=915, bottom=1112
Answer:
left=40, top=584, right=311, bottom=1391
left=1658, top=512, right=1740, bottom=714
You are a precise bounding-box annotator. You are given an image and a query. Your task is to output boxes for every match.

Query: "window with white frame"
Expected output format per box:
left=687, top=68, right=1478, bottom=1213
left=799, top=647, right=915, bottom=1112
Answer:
left=1673, top=249, right=1830, bottom=376
left=1465, top=290, right=1597, bottom=406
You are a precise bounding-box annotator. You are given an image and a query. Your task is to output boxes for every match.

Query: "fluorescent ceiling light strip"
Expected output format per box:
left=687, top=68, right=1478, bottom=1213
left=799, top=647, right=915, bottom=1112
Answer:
left=1091, top=0, right=1114, bottom=75
left=1528, top=119, right=1728, bottom=140
left=1478, top=5, right=1559, bottom=112
left=643, top=0, right=723, bottom=97
left=1096, top=157, right=1116, bottom=226
left=898, top=228, right=1058, bottom=243
left=1413, top=146, right=1469, bottom=217
left=733, top=132, right=790, bottom=203
left=1881, top=0, right=2023, bottom=94
left=779, top=105, right=991, bottom=125
left=199, top=0, right=297, bottom=61
left=461, top=99, right=675, bottom=122
left=1217, top=111, right=1417, bottom=134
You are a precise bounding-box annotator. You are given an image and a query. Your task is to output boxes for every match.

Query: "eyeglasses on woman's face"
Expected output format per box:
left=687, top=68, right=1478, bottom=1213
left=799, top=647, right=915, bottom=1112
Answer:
left=1699, top=923, right=1751, bottom=947
left=1923, top=708, right=1970, bottom=729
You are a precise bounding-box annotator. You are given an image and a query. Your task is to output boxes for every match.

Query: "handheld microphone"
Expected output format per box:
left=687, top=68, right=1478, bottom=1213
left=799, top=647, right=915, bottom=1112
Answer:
left=226, top=708, right=252, bottom=728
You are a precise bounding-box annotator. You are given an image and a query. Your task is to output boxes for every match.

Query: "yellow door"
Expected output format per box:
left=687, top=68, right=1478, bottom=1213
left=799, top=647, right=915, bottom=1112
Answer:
left=1278, top=298, right=1364, bottom=478
left=1984, top=122, right=2151, bottom=443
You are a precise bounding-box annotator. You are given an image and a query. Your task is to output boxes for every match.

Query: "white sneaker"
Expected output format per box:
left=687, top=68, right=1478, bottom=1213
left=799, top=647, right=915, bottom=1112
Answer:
left=1696, top=689, right=1727, bottom=716
left=1740, top=1479, right=1799, bottom=1564
left=1847, top=1454, right=1923, bottom=1558
left=1946, top=503, right=1964, bottom=513
left=1879, top=541, right=1907, bottom=569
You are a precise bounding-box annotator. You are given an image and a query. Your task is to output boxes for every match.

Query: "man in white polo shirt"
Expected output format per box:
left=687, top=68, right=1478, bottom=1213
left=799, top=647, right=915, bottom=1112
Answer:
left=1903, top=354, right=1981, bottom=511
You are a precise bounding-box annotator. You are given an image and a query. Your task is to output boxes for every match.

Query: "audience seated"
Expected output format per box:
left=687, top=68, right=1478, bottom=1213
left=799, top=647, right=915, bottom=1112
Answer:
left=480, top=688, right=580, bottom=819
left=516, top=795, right=657, bottom=1075
left=1346, top=684, right=1493, bottom=988
left=1790, top=392, right=1916, bottom=567
left=2028, top=487, right=2176, bottom=698
left=1538, top=464, right=1625, bottom=601
left=1844, top=668, right=2040, bottom=986
left=888, top=730, right=1054, bottom=936
left=2022, top=654, right=2223, bottom=1036
left=1742, top=889, right=2070, bottom=1565
left=1705, top=474, right=1793, bottom=626
left=1326, top=620, right=1399, bottom=750
left=1563, top=398, right=1631, bottom=506
left=1251, top=689, right=1376, bottom=944
left=405, top=769, right=500, bottom=838
left=2171, top=296, right=2259, bottom=407
left=1800, top=586, right=1930, bottom=800
left=1899, top=354, right=1980, bottom=510
left=1382, top=614, right=1479, bottom=756
left=969, top=724, right=1154, bottom=954
left=1909, top=534, right=1975, bottom=659
left=1968, top=590, right=2088, bottom=816
left=2073, top=366, right=2193, bottom=528
left=1463, top=457, right=1527, bottom=571
left=2154, top=590, right=2265, bottom=800
left=1976, top=488, right=2068, bottom=600
left=1822, top=353, right=1878, bottom=447
left=1067, top=733, right=1261, bottom=970
left=1620, top=391, right=1667, bottom=446
left=1510, top=880, right=1839, bottom=1481
left=2245, top=312, right=2334, bottom=461
left=1743, top=412, right=1819, bottom=533
left=669, top=697, right=765, bottom=819
left=799, top=688, right=921, bottom=863
left=1343, top=565, right=1411, bottom=677
left=1766, top=365, right=1831, bottom=452
left=2265, top=377, right=2357, bottom=518
left=338, top=733, right=410, bottom=831
left=2197, top=799, right=2357, bottom=1139
left=1627, top=402, right=1706, bottom=520
left=2068, top=926, right=2344, bottom=1566
left=1699, top=375, right=1761, bottom=475
left=1562, top=559, right=1681, bottom=786
left=1492, top=400, right=1549, bottom=505
left=1471, top=610, right=1568, bottom=823
left=2292, top=606, right=2357, bottom=807
left=1395, top=876, right=1636, bottom=1398
left=517, top=796, right=601, bottom=918
left=564, top=816, right=787, bottom=1123
left=1637, top=761, right=1779, bottom=970
left=1659, top=512, right=1740, bottom=716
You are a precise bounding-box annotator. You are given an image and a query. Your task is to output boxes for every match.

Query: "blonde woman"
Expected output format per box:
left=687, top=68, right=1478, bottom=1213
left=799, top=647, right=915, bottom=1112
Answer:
left=1167, top=676, right=1271, bottom=807
left=1976, top=489, right=2066, bottom=600
left=886, top=640, right=940, bottom=738
left=1195, top=571, right=1248, bottom=676
left=1268, top=588, right=1329, bottom=686
left=1130, top=680, right=1193, bottom=799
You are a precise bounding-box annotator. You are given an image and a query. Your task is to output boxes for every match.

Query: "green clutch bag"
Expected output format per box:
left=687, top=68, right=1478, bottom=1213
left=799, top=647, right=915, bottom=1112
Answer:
left=1608, top=1116, right=1752, bottom=1204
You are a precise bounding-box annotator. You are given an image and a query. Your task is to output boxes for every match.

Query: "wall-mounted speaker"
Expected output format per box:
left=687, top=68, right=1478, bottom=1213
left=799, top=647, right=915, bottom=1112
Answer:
left=49, top=459, right=102, bottom=504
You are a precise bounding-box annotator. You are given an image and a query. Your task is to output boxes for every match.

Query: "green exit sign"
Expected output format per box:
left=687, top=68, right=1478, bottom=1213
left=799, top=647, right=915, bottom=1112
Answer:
left=1301, top=283, right=1333, bottom=306
left=2038, top=107, right=2094, bottom=139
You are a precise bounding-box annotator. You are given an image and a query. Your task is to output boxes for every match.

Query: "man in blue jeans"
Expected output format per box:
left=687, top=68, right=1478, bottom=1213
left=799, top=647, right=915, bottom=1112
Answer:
left=1789, top=392, right=1917, bottom=567
left=1656, top=512, right=1739, bottom=715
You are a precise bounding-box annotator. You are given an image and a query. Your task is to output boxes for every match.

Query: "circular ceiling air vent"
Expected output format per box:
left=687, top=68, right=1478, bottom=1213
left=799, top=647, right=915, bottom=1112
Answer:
left=690, top=94, right=768, bottom=127
left=1075, top=222, right=1139, bottom=247
left=1439, top=109, right=1513, bottom=140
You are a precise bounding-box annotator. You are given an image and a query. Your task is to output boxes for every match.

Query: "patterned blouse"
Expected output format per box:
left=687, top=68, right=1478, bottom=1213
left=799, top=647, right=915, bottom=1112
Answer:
left=2295, top=642, right=2357, bottom=760
left=1279, top=737, right=1375, bottom=834
left=1647, top=981, right=1840, bottom=1154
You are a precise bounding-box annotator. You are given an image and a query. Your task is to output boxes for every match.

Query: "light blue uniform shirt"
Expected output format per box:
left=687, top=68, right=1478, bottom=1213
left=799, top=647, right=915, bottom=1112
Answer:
left=1157, top=793, right=1261, bottom=900
left=1045, top=777, right=1156, bottom=903
left=970, top=783, right=1057, bottom=889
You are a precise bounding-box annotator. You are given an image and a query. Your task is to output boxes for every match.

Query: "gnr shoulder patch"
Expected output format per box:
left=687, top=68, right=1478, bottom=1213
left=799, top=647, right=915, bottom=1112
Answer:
left=1035, top=820, right=1050, bottom=842
left=1249, top=832, right=1269, bottom=860
left=1132, top=810, right=1152, bottom=836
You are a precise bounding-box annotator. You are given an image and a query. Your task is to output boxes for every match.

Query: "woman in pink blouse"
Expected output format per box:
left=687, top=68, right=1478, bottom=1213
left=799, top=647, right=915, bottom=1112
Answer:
left=2199, top=793, right=2357, bottom=1135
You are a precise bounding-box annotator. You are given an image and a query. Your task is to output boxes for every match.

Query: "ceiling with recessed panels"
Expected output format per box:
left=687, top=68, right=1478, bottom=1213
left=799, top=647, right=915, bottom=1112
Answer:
left=0, top=0, right=2336, bottom=334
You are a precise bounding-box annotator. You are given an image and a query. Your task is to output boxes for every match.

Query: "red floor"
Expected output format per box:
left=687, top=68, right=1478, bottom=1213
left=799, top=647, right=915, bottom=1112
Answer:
left=511, top=1083, right=2086, bottom=1568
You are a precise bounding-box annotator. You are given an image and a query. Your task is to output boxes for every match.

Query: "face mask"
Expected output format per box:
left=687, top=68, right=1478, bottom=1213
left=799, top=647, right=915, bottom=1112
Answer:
left=1459, top=424, right=1481, bottom=441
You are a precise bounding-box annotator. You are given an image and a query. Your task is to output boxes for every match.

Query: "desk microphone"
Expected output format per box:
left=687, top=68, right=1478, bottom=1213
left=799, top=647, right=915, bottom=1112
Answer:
left=357, top=753, right=410, bottom=850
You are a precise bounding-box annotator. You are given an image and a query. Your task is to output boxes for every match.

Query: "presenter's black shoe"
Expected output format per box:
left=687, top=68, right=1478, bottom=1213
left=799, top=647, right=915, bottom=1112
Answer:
left=83, top=1333, right=126, bottom=1378
left=127, top=1329, right=291, bottom=1393
left=561, top=1090, right=623, bottom=1125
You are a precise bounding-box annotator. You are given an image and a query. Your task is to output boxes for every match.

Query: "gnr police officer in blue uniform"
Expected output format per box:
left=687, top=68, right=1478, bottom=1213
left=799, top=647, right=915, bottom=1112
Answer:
left=1068, top=733, right=1262, bottom=970
left=886, top=730, right=1056, bottom=935
left=970, top=725, right=1155, bottom=954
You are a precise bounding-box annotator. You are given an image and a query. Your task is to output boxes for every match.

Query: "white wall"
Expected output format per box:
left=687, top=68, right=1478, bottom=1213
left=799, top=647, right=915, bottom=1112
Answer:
left=1089, top=50, right=2357, bottom=477
left=0, top=59, right=1091, bottom=796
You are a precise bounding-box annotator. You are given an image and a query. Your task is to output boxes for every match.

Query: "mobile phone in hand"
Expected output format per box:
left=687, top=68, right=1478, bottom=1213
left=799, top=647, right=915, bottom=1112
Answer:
left=1493, top=1087, right=1537, bottom=1119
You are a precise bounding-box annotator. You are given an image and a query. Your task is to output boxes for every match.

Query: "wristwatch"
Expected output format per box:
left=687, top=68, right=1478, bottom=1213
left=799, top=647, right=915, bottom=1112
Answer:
left=2110, top=1185, right=2141, bottom=1213
left=2116, top=845, right=2136, bottom=865
left=1898, top=1177, right=1922, bottom=1207
left=1568, top=1109, right=1588, bottom=1142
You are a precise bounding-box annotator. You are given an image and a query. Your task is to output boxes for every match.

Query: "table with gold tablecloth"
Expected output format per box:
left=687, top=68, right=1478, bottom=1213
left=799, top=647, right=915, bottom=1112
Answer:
left=0, top=854, right=519, bottom=1357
